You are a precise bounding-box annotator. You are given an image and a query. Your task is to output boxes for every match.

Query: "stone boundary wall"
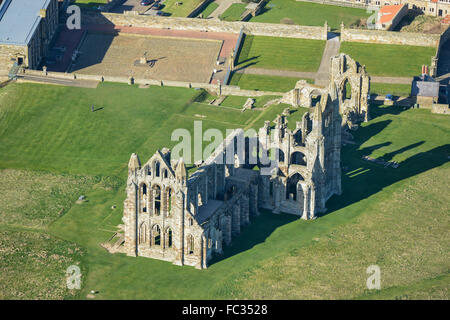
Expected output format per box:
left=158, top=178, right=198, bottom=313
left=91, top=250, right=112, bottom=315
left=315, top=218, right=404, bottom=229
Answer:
left=20, top=69, right=283, bottom=97
left=83, top=12, right=327, bottom=40
left=340, top=25, right=441, bottom=47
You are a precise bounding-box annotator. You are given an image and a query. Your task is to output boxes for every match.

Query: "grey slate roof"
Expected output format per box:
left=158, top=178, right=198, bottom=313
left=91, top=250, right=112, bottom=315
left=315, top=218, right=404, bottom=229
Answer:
left=0, top=0, right=52, bottom=46
left=411, top=76, right=440, bottom=98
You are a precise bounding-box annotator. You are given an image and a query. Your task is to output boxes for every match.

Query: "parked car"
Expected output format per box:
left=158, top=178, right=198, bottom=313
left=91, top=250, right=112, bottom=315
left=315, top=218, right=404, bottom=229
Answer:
left=140, top=0, right=154, bottom=6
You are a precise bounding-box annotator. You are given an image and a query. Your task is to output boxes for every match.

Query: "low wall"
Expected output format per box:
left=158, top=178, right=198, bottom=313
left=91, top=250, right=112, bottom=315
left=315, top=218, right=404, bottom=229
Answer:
left=296, top=0, right=368, bottom=9
left=83, top=12, right=327, bottom=40
left=19, top=69, right=284, bottom=97
left=432, top=103, right=450, bottom=115
left=341, top=25, right=440, bottom=47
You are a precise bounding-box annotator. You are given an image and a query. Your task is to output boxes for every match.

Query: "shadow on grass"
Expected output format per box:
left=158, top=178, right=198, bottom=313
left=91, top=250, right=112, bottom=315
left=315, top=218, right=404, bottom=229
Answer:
left=209, top=117, right=448, bottom=264
left=209, top=209, right=297, bottom=265
left=321, top=119, right=449, bottom=217
left=369, top=103, right=411, bottom=120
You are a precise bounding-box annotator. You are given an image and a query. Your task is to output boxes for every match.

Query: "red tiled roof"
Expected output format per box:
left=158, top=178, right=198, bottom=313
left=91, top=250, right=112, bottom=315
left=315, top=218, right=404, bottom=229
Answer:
left=378, top=4, right=404, bottom=24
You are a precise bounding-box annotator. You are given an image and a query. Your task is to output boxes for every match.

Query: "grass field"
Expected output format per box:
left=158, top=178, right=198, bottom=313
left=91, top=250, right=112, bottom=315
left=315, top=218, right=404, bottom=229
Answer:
left=198, top=1, right=219, bottom=18
left=229, top=73, right=313, bottom=92
left=371, top=83, right=412, bottom=97
left=219, top=3, right=247, bottom=21
left=162, top=0, right=205, bottom=17
left=0, top=82, right=448, bottom=299
left=250, top=0, right=371, bottom=31
left=236, top=35, right=326, bottom=72
left=340, top=42, right=436, bottom=77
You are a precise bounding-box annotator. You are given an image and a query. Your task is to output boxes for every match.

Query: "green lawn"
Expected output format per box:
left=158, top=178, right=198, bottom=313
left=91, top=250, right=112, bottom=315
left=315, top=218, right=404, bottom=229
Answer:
left=0, top=82, right=448, bottom=299
left=74, top=0, right=108, bottom=9
left=198, top=1, right=219, bottom=18
left=162, top=0, right=205, bottom=17
left=219, top=3, right=247, bottom=21
left=236, top=35, right=326, bottom=72
left=371, top=83, right=412, bottom=97
left=251, top=0, right=371, bottom=31
left=230, top=72, right=313, bottom=92
left=340, top=42, right=436, bottom=77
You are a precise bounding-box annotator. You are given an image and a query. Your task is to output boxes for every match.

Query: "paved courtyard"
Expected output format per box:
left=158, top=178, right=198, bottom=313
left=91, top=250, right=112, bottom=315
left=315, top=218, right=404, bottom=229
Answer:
left=71, top=32, right=223, bottom=83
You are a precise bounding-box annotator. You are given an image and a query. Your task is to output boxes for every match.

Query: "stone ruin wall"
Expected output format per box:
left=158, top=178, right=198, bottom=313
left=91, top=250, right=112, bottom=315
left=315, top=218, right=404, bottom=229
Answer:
left=82, top=12, right=327, bottom=40
left=340, top=24, right=440, bottom=47
left=121, top=85, right=342, bottom=269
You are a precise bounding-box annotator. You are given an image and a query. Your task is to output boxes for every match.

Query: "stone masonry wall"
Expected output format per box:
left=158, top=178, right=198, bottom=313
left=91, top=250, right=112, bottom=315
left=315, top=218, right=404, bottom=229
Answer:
left=83, top=12, right=327, bottom=40
left=341, top=25, right=440, bottom=47
left=0, top=45, right=27, bottom=76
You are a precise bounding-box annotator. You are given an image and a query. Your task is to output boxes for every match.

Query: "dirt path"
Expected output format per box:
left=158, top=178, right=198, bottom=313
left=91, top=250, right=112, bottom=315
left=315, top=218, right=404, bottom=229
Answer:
left=314, top=33, right=340, bottom=87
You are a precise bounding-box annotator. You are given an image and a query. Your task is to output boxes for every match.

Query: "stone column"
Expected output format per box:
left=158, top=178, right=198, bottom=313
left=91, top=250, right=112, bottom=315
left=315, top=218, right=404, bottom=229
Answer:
left=249, top=184, right=259, bottom=216
left=232, top=203, right=241, bottom=235
left=241, top=195, right=250, bottom=225
left=124, top=184, right=138, bottom=256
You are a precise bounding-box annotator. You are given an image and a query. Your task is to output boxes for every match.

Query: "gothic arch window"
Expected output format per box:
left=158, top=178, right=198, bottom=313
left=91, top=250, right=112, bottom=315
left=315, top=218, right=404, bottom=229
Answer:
left=142, top=183, right=147, bottom=196
left=343, top=78, right=352, bottom=100
left=187, top=235, right=194, bottom=254
left=155, top=161, right=160, bottom=177
left=290, top=152, right=307, bottom=166
left=166, top=228, right=173, bottom=248
left=153, top=224, right=161, bottom=246
left=139, top=222, right=148, bottom=245
left=167, top=188, right=174, bottom=215
left=286, top=173, right=304, bottom=201
left=153, top=185, right=161, bottom=215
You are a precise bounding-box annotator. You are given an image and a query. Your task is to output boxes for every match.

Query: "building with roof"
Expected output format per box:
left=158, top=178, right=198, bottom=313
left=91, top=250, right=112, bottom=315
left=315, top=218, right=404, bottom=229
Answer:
left=376, top=4, right=408, bottom=30
left=313, top=0, right=449, bottom=18
left=411, top=67, right=440, bottom=107
left=0, top=0, right=59, bottom=76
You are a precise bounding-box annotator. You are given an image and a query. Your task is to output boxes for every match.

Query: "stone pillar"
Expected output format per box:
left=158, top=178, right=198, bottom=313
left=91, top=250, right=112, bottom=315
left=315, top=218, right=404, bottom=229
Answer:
left=200, top=234, right=207, bottom=269
left=124, top=184, right=138, bottom=256
left=232, top=204, right=240, bottom=235
left=249, top=184, right=259, bottom=216
left=174, top=190, right=185, bottom=266
left=223, top=215, right=232, bottom=246
left=241, top=195, right=250, bottom=225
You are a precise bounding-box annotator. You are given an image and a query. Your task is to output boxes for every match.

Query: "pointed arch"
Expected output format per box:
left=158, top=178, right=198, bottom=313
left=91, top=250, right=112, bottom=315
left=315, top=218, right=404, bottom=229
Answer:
left=165, top=227, right=173, bottom=248
left=187, top=234, right=194, bottom=255
left=152, top=224, right=161, bottom=246
left=152, top=184, right=161, bottom=216
left=286, top=173, right=304, bottom=201
left=138, top=222, right=148, bottom=245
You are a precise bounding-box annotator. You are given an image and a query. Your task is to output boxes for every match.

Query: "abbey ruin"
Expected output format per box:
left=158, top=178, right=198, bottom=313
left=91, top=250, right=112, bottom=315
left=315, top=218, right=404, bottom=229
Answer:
left=117, top=54, right=365, bottom=269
